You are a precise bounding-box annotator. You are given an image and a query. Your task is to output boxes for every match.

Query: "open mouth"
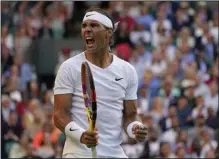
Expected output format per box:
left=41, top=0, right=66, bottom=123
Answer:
left=86, top=37, right=95, bottom=47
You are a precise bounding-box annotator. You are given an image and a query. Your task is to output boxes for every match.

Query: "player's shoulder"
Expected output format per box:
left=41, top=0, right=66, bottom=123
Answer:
left=64, top=52, right=85, bottom=65
left=61, top=52, right=85, bottom=68
left=113, top=54, right=136, bottom=73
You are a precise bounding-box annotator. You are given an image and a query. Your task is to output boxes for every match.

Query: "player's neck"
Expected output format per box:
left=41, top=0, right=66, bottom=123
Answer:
left=85, top=48, right=112, bottom=68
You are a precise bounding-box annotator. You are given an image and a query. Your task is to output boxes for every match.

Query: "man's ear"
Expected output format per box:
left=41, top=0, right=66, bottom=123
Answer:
left=108, top=29, right=113, bottom=38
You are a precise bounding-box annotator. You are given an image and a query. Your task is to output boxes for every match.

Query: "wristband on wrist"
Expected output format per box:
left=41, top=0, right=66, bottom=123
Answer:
left=126, top=121, right=144, bottom=138
left=65, top=121, right=85, bottom=143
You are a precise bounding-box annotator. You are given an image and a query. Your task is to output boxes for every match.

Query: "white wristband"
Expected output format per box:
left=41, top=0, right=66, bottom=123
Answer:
left=127, top=121, right=144, bottom=138
left=65, top=121, right=85, bottom=143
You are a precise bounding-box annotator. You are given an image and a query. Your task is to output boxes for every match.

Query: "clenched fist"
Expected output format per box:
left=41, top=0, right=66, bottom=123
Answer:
left=132, top=124, right=148, bottom=142
left=80, top=129, right=99, bottom=148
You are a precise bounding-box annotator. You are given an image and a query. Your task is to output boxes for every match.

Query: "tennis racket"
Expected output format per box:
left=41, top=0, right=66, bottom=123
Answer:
left=81, top=61, right=97, bottom=158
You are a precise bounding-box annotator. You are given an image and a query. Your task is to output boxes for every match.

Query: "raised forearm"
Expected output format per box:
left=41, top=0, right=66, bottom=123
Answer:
left=54, top=109, right=72, bottom=133
left=123, top=112, right=141, bottom=134
left=123, top=100, right=142, bottom=134
left=53, top=94, right=73, bottom=133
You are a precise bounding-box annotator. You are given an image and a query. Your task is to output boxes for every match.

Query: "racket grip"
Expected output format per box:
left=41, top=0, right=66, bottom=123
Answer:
left=89, top=121, right=97, bottom=158
left=91, top=147, right=97, bottom=158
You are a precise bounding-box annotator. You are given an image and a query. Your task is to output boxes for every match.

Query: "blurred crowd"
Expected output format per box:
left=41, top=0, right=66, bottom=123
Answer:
left=1, top=1, right=219, bottom=158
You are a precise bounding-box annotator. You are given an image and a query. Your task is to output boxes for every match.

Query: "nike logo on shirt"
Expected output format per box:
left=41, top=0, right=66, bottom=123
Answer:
left=115, top=77, right=123, bottom=81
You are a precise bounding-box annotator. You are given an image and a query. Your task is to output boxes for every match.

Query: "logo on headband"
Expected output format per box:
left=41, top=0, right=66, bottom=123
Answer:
left=86, top=14, right=94, bottom=17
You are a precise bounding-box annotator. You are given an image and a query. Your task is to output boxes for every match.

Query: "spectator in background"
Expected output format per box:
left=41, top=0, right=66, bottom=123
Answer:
left=179, top=41, right=196, bottom=71
left=32, top=122, right=53, bottom=149
left=34, top=132, right=55, bottom=158
left=206, top=107, right=219, bottom=130
left=147, top=128, right=160, bottom=157
left=13, top=2, right=28, bottom=27
left=130, top=23, right=151, bottom=46
left=9, top=90, right=25, bottom=116
left=1, top=94, right=16, bottom=123
left=1, top=2, right=13, bottom=27
left=175, top=143, right=188, bottom=158
left=188, top=114, right=215, bottom=142
left=200, top=23, right=217, bottom=64
left=137, top=86, right=149, bottom=114
left=158, top=75, right=180, bottom=114
left=130, top=43, right=151, bottom=81
left=204, top=81, right=218, bottom=114
left=157, top=36, right=177, bottom=62
left=1, top=42, right=14, bottom=74
left=160, top=116, right=180, bottom=147
left=190, top=137, right=202, bottom=158
left=171, top=3, right=191, bottom=34
left=176, top=129, right=190, bottom=151
left=15, top=25, right=32, bottom=60
left=38, top=17, right=54, bottom=39
left=176, top=96, right=193, bottom=128
left=23, top=16, right=38, bottom=39
left=176, top=27, right=195, bottom=50
left=42, top=90, right=53, bottom=112
left=135, top=4, right=154, bottom=31
left=210, top=11, right=219, bottom=45
left=29, top=8, right=42, bottom=31
left=1, top=23, right=14, bottom=53
left=48, top=2, right=66, bottom=40
left=205, top=148, right=217, bottom=158
left=3, top=65, right=22, bottom=93
left=191, top=95, right=208, bottom=120
left=23, top=99, right=46, bottom=139
left=114, top=21, right=133, bottom=47
left=2, top=111, right=24, bottom=157
left=158, top=142, right=176, bottom=158
left=152, top=22, right=169, bottom=48
left=115, top=43, right=131, bottom=62
left=8, top=132, right=30, bottom=158
left=116, top=6, right=135, bottom=32
left=205, top=64, right=219, bottom=85
left=150, top=97, right=165, bottom=124
left=13, top=54, right=33, bottom=92
left=27, top=80, right=41, bottom=100
left=145, top=51, right=167, bottom=78
left=200, top=130, right=218, bottom=158
left=165, top=59, right=184, bottom=83
left=151, top=4, right=172, bottom=45
left=159, top=106, right=177, bottom=132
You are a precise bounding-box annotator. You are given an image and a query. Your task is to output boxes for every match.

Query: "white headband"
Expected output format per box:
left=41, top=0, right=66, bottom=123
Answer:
left=83, top=11, right=119, bottom=32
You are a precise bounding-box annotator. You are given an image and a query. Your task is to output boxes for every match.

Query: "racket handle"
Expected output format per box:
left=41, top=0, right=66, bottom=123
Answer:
left=91, top=147, right=97, bottom=158
left=89, top=121, right=97, bottom=158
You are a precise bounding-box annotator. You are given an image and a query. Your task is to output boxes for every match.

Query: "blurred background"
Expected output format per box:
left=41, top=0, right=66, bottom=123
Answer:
left=1, top=1, right=219, bottom=158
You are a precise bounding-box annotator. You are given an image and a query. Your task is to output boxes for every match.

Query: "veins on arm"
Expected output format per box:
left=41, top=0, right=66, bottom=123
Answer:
left=53, top=94, right=73, bottom=132
left=123, top=100, right=141, bottom=134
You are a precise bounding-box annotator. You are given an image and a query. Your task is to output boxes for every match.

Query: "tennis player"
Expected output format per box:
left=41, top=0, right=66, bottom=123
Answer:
left=53, top=8, right=147, bottom=158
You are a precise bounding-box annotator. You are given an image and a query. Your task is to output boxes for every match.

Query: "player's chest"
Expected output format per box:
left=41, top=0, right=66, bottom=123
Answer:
left=75, top=70, right=127, bottom=98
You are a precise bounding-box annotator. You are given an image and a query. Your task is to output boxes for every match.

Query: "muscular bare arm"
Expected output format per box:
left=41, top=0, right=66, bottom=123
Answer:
left=123, top=100, right=141, bottom=134
left=123, top=100, right=147, bottom=142
left=54, top=93, right=98, bottom=147
left=53, top=94, right=73, bottom=132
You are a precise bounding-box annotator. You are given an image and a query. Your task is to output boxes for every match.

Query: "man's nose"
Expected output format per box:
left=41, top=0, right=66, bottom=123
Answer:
left=85, top=26, right=92, bottom=32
